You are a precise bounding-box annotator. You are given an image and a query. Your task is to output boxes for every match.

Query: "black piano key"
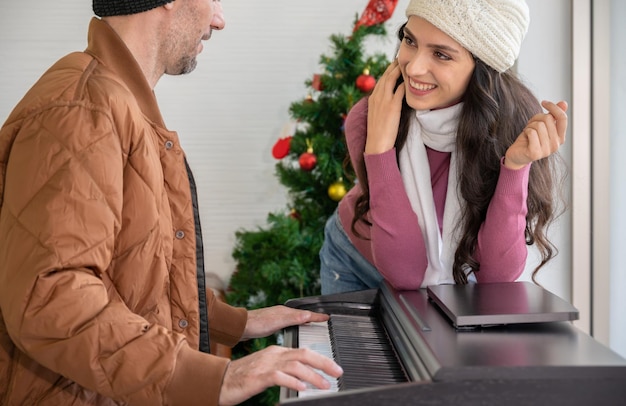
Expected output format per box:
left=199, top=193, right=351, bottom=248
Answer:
left=326, top=314, right=409, bottom=391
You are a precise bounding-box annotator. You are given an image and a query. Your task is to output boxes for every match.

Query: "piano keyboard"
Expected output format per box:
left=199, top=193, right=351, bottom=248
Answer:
left=297, top=314, right=408, bottom=398
left=282, top=283, right=626, bottom=405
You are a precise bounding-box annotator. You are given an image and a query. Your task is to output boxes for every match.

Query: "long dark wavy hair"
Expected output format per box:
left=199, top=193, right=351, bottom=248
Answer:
left=351, top=23, right=567, bottom=284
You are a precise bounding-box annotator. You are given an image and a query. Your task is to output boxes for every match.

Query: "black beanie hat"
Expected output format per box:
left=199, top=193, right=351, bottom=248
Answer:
left=93, top=0, right=175, bottom=17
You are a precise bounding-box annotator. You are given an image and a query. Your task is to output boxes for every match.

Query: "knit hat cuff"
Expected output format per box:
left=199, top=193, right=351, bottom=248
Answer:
left=405, top=0, right=529, bottom=72
left=93, top=0, right=175, bottom=17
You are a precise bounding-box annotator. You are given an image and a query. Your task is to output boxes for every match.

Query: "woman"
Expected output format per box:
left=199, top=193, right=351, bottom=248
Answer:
left=320, top=0, right=568, bottom=294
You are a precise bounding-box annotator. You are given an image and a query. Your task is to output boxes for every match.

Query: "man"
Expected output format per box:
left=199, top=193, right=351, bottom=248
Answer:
left=0, top=1, right=342, bottom=405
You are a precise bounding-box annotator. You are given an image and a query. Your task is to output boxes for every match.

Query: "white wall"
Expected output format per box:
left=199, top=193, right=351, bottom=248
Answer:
left=2, top=0, right=620, bottom=356
left=516, top=0, right=572, bottom=302
left=156, top=0, right=412, bottom=288
left=609, top=0, right=626, bottom=358
left=0, top=0, right=410, bottom=287
left=0, top=1, right=571, bottom=292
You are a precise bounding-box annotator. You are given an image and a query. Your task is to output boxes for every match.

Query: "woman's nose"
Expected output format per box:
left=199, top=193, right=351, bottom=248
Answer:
left=404, top=51, right=428, bottom=77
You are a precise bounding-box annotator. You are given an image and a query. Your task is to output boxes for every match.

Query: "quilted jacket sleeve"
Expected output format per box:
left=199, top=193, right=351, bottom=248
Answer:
left=0, top=101, right=230, bottom=405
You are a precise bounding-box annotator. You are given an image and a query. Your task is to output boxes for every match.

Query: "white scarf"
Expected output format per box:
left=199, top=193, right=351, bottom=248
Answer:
left=399, top=103, right=463, bottom=287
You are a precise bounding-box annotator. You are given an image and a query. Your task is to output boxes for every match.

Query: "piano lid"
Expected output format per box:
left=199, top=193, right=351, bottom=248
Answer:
left=426, top=281, right=579, bottom=329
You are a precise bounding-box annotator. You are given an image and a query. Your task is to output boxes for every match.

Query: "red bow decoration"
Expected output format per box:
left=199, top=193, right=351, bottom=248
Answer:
left=354, top=0, right=399, bottom=32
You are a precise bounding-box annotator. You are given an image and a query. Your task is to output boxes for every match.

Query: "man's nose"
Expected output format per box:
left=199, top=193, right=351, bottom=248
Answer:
left=212, top=1, right=225, bottom=30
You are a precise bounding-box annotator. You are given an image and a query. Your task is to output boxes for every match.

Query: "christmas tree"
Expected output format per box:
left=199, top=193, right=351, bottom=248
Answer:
left=226, top=2, right=398, bottom=404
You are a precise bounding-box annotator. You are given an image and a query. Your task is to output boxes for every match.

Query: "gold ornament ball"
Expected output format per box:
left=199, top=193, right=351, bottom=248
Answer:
left=328, top=181, right=347, bottom=201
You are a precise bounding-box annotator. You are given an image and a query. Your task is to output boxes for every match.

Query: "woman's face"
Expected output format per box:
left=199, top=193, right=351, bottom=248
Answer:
left=397, top=16, right=475, bottom=111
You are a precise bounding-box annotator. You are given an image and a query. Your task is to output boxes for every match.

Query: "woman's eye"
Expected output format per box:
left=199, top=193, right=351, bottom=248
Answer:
left=435, top=51, right=451, bottom=61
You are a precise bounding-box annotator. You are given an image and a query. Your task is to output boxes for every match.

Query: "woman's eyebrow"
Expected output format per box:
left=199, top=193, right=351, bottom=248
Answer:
left=403, top=26, right=461, bottom=54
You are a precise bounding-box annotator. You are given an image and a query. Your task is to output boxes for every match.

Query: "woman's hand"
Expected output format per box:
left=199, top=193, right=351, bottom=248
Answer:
left=504, top=100, right=568, bottom=170
left=364, top=60, right=406, bottom=154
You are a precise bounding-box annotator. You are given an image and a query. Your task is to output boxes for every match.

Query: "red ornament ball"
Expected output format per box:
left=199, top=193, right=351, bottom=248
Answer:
left=299, top=152, right=317, bottom=171
left=356, top=74, right=376, bottom=92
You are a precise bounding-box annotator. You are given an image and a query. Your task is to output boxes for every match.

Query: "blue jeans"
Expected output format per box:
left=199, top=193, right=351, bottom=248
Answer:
left=319, top=210, right=384, bottom=295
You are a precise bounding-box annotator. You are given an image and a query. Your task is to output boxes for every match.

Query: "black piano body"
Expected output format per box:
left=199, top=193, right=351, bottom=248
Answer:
left=280, top=282, right=626, bottom=405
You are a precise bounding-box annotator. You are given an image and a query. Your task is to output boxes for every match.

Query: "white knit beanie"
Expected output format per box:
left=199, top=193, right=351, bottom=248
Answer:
left=405, top=0, right=530, bottom=73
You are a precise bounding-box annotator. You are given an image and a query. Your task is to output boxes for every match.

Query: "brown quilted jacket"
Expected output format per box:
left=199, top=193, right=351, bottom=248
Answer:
left=0, top=18, right=247, bottom=405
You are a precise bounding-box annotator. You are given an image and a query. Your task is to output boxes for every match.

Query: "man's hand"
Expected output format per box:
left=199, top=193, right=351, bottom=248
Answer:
left=218, top=345, right=343, bottom=406
left=241, top=305, right=330, bottom=340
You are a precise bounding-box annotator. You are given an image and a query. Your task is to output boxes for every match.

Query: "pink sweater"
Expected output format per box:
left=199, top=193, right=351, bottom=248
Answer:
left=337, top=98, right=530, bottom=290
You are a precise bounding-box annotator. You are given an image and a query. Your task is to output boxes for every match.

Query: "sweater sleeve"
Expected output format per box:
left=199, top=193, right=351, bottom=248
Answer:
left=364, top=151, right=429, bottom=289
left=474, top=161, right=531, bottom=282
left=343, top=98, right=428, bottom=290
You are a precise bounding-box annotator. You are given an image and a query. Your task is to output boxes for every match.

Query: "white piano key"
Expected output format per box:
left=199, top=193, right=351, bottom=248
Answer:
left=297, top=321, right=339, bottom=398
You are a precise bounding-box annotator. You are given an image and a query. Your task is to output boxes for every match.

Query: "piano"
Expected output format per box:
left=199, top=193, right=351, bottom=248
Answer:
left=280, top=281, right=626, bottom=405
